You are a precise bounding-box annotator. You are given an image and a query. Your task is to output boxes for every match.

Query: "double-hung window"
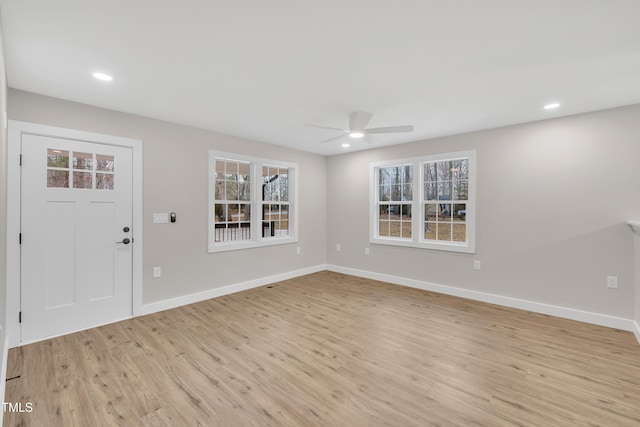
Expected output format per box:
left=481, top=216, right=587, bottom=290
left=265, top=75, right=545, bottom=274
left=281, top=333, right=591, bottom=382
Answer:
left=370, top=150, right=476, bottom=253
left=261, top=165, right=291, bottom=239
left=209, top=151, right=298, bottom=252
left=377, top=164, right=414, bottom=239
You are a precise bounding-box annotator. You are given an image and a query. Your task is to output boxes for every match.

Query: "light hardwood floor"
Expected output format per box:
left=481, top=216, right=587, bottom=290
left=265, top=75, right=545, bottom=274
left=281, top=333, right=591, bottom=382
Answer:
left=4, top=271, right=640, bottom=426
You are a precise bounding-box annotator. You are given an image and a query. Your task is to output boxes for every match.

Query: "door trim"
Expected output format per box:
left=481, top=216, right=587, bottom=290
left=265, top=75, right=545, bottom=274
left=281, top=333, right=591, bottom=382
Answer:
left=6, top=120, right=143, bottom=348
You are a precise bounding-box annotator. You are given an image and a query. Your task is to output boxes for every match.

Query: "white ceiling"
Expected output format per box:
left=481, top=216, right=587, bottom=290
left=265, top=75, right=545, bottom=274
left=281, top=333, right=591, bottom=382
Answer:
left=2, top=1, right=640, bottom=156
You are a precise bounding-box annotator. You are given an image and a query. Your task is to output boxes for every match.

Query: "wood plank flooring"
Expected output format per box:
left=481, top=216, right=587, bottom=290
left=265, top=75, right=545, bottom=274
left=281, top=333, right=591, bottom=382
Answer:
left=4, top=271, right=640, bottom=426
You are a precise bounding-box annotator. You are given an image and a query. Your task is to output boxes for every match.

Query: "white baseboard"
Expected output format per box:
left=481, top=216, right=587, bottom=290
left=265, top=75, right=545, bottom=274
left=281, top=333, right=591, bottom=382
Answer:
left=10, top=263, right=639, bottom=350
left=633, top=321, right=640, bottom=344
left=139, top=264, right=327, bottom=316
left=327, top=264, right=639, bottom=341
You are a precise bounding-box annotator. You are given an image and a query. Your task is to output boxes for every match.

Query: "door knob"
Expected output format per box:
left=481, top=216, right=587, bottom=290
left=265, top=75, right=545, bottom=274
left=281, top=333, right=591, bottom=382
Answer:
left=116, top=238, right=131, bottom=244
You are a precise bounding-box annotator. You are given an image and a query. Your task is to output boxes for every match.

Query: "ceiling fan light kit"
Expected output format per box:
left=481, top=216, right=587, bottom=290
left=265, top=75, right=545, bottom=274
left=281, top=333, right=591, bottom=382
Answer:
left=307, top=111, right=414, bottom=144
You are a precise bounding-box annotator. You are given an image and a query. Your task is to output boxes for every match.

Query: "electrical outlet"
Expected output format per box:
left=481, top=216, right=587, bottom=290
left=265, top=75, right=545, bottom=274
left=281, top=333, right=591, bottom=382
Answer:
left=336, top=244, right=341, bottom=252
left=607, top=276, right=618, bottom=289
left=365, top=247, right=370, bottom=255
left=474, top=260, right=481, bottom=271
left=153, top=266, right=161, bottom=278
left=296, top=246, right=301, bottom=255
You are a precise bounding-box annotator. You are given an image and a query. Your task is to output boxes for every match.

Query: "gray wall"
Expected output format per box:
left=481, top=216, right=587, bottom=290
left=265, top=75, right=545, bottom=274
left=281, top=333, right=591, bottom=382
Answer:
left=7, top=88, right=640, bottom=324
left=327, top=104, right=640, bottom=319
left=0, top=21, right=7, bottom=338
left=8, top=89, right=327, bottom=305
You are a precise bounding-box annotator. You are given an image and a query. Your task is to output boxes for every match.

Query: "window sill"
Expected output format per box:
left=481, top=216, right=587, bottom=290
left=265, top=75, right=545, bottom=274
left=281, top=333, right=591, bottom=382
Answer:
left=370, top=237, right=475, bottom=254
left=208, top=236, right=298, bottom=253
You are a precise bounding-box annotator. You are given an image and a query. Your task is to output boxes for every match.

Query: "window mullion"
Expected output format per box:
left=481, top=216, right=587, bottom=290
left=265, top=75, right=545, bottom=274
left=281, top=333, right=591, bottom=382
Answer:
left=252, top=162, right=260, bottom=242
left=412, top=161, right=420, bottom=242
left=374, top=166, right=380, bottom=240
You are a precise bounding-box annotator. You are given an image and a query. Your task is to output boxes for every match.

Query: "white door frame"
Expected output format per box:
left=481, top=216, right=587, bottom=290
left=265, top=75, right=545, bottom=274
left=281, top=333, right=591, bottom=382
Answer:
left=6, top=120, right=143, bottom=348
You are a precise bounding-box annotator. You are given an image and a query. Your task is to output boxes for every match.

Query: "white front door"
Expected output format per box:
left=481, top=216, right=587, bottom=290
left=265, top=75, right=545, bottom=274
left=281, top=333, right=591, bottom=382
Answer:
left=20, top=133, right=133, bottom=342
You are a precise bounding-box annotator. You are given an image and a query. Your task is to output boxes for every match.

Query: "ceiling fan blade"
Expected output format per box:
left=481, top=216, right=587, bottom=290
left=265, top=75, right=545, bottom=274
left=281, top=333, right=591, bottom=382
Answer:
left=306, top=124, right=348, bottom=132
left=320, top=134, right=347, bottom=144
left=349, top=111, right=373, bottom=131
left=365, top=125, right=414, bottom=134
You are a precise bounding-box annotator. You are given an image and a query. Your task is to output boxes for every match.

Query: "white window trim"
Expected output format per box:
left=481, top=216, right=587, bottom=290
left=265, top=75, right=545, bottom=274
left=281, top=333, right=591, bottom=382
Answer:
left=370, top=150, right=476, bottom=253
left=208, top=150, right=298, bottom=253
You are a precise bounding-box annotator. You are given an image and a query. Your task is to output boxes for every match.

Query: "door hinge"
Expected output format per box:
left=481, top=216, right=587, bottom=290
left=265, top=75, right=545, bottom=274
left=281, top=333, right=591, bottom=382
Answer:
left=19, top=311, right=22, bottom=323
left=19, top=154, right=22, bottom=166
left=19, top=233, right=22, bottom=245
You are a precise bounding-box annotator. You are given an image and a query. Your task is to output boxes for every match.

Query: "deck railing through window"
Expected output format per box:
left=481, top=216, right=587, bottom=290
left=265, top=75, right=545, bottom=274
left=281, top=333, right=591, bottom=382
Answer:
left=214, top=221, right=279, bottom=242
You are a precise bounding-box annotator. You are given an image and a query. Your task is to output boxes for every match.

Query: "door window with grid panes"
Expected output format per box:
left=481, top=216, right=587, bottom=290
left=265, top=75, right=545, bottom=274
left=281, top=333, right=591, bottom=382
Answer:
left=46, top=149, right=115, bottom=190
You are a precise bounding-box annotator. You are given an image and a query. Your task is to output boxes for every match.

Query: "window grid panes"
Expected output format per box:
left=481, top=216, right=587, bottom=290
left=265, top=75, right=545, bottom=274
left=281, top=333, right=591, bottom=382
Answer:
left=213, top=158, right=252, bottom=242
left=47, top=149, right=70, bottom=188
left=423, top=159, right=469, bottom=243
left=47, top=149, right=115, bottom=190
left=262, top=166, right=290, bottom=238
left=209, top=151, right=298, bottom=252
left=96, top=154, right=115, bottom=189
left=377, top=165, right=413, bottom=239
left=370, top=150, right=475, bottom=253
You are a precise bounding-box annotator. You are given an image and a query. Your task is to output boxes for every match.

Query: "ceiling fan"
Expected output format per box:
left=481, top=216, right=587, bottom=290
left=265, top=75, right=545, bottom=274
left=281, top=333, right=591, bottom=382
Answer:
left=307, top=111, right=414, bottom=144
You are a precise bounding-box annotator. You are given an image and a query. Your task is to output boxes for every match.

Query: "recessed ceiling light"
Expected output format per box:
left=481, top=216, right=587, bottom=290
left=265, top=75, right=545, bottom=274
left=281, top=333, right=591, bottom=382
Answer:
left=341, top=143, right=351, bottom=148
left=92, top=72, right=113, bottom=82
left=349, top=132, right=364, bottom=138
left=543, top=103, right=560, bottom=110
